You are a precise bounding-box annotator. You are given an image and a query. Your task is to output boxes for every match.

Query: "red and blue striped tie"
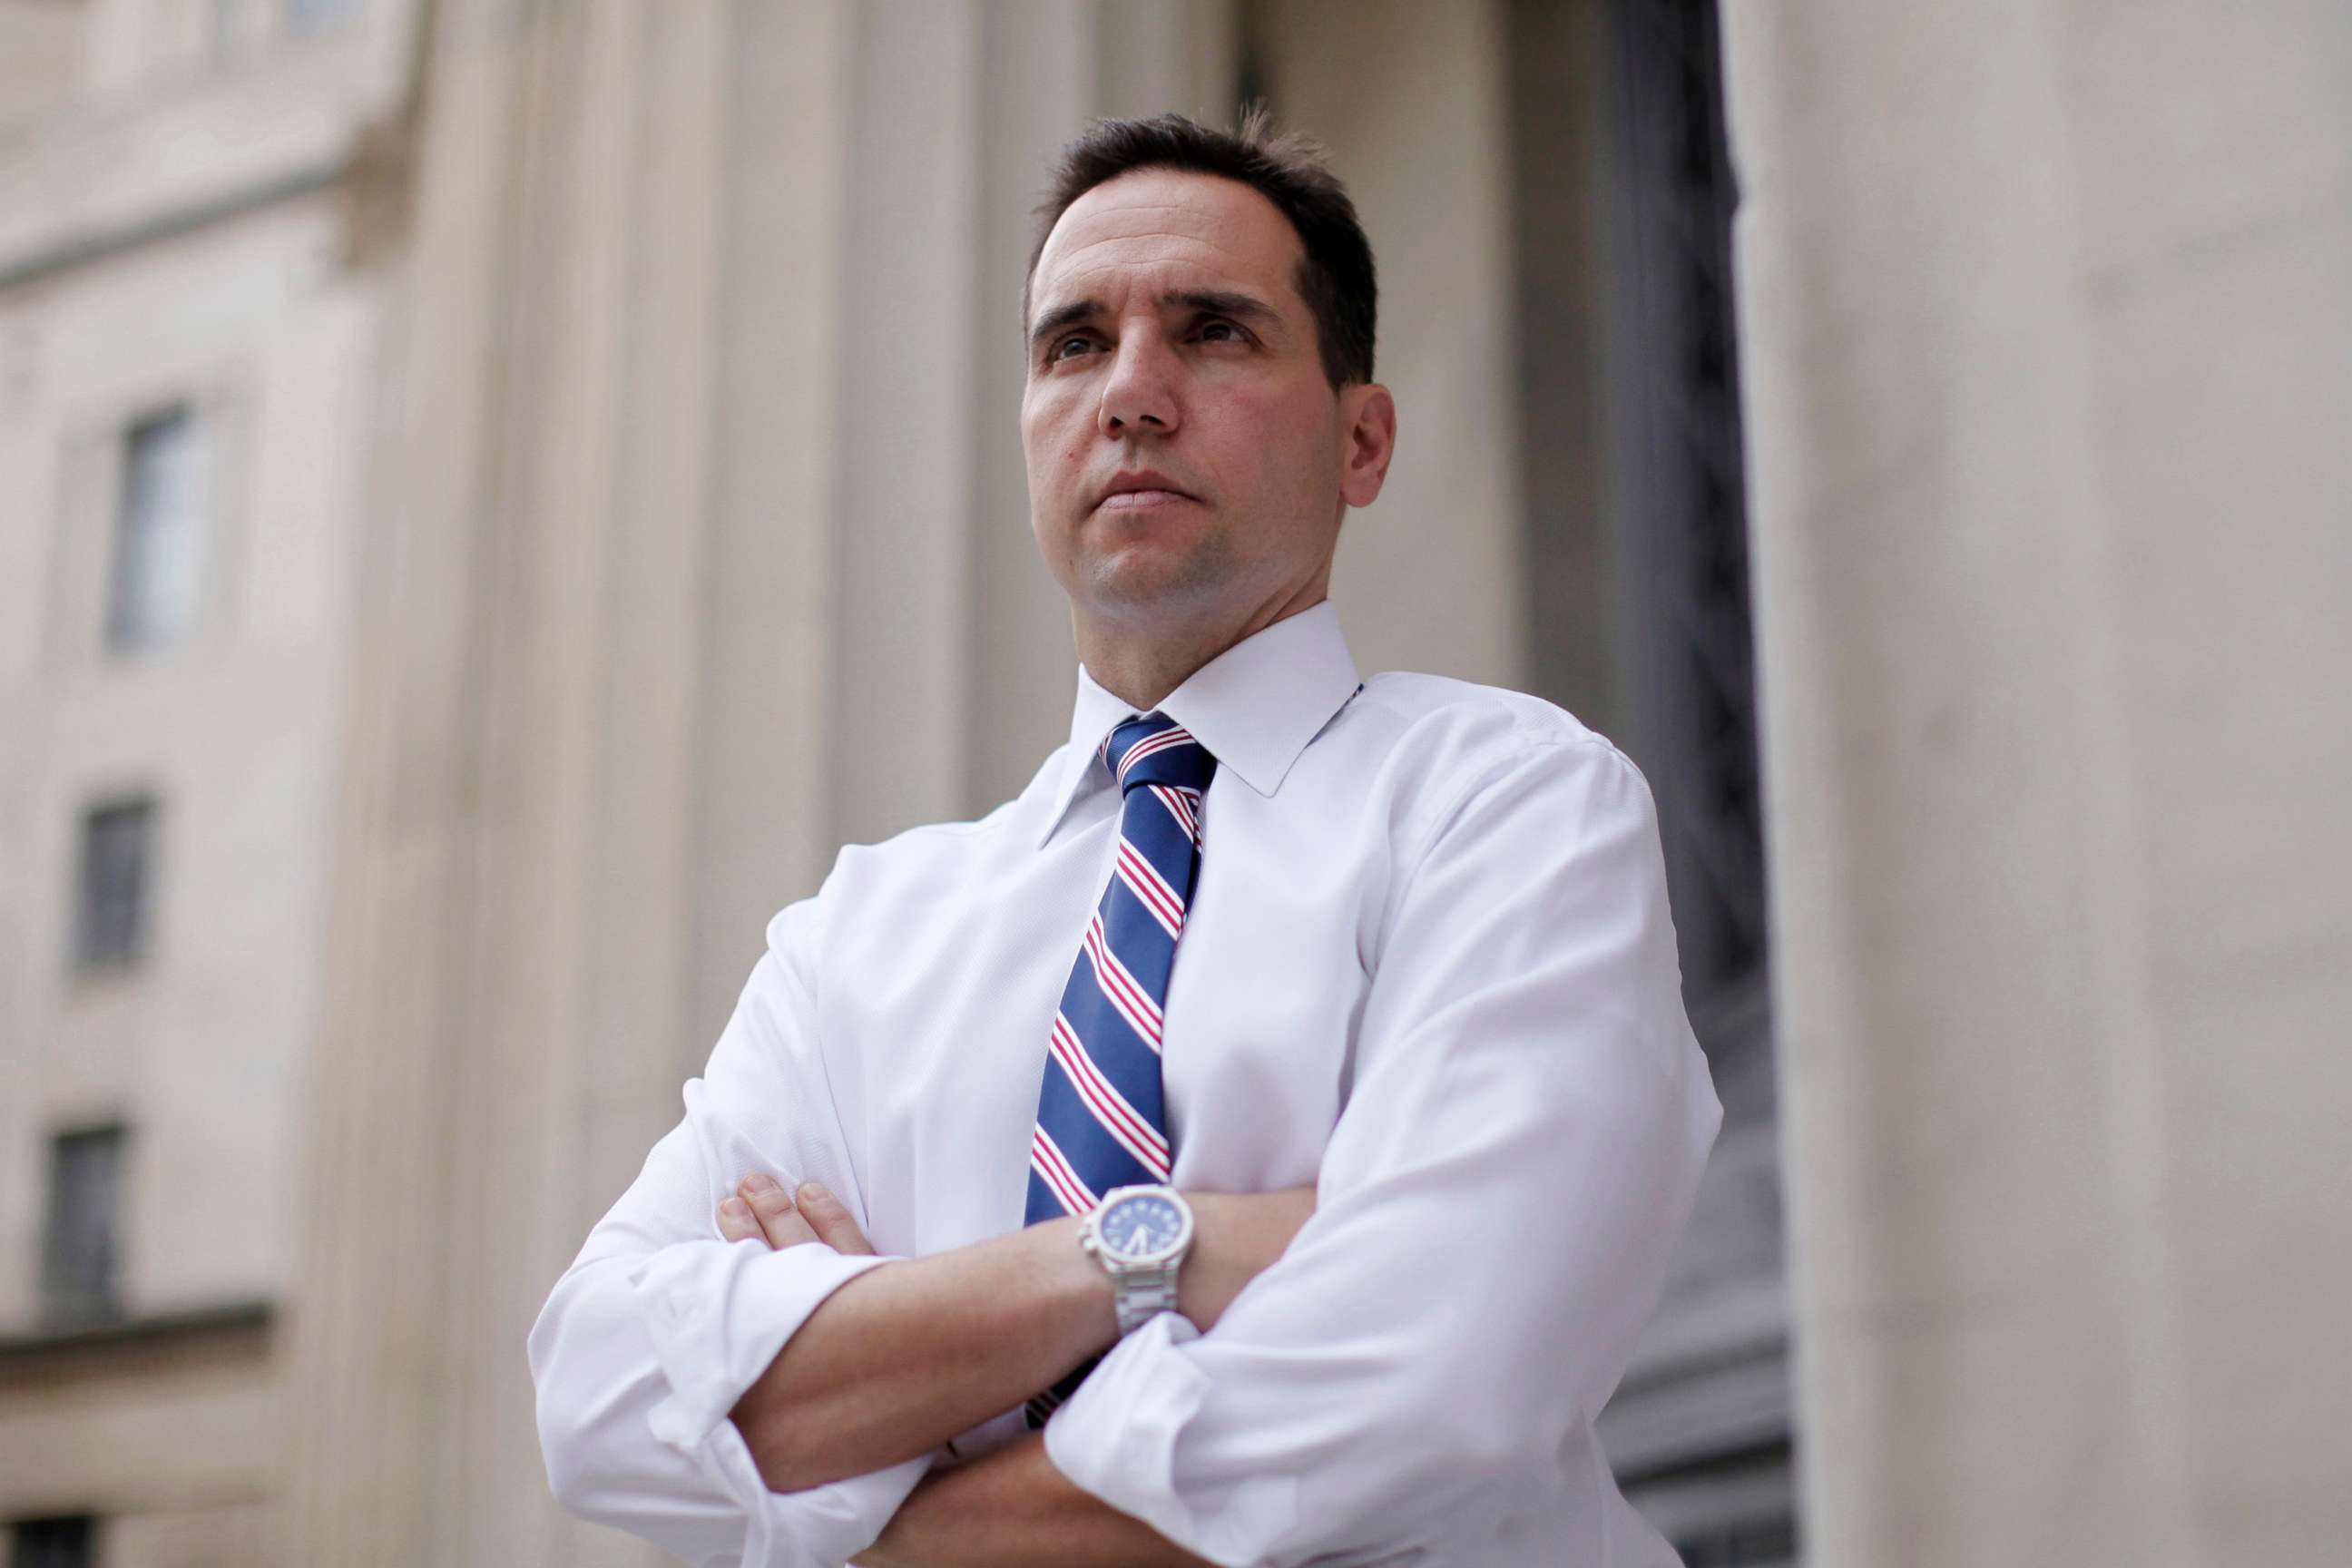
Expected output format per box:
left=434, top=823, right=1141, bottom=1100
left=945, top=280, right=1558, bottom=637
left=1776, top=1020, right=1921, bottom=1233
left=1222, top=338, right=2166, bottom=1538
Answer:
left=1024, top=711, right=1215, bottom=1423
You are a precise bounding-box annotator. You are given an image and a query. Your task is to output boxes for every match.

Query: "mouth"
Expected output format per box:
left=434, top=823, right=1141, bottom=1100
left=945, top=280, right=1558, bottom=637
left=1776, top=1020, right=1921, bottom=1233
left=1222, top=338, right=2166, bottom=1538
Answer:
left=1093, top=471, right=1200, bottom=514
left=1094, top=487, right=1195, bottom=514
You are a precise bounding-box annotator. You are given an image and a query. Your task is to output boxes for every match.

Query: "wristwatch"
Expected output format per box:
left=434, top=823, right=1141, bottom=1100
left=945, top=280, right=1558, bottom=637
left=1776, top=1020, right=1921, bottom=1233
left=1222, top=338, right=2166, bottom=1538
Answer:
left=1079, top=1184, right=1195, bottom=1336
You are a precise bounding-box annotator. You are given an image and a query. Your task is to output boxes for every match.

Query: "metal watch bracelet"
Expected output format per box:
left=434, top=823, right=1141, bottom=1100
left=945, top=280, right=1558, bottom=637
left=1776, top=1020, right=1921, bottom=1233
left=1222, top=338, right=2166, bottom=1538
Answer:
left=1110, top=1260, right=1180, bottom=1336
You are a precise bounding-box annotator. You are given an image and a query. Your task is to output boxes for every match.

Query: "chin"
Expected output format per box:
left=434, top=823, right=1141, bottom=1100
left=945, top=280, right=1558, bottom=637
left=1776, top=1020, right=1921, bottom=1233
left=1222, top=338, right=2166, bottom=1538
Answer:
left=1078, top=545, right=1230, bottom=616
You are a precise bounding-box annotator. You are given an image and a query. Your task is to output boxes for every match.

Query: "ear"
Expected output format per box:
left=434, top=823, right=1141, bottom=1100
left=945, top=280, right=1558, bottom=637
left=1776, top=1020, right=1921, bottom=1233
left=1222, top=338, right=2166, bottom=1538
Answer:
left=1338, top=383, right=1397, bottom=510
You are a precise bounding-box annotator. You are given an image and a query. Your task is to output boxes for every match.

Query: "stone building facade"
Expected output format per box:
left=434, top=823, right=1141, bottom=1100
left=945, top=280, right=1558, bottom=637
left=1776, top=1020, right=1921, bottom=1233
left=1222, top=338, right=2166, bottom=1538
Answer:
left=1725, top=2, right=2352, bottom=1561
left=0, top=1, right=404, bottom=1563
left=2, top=3, right=2343, bottom=1566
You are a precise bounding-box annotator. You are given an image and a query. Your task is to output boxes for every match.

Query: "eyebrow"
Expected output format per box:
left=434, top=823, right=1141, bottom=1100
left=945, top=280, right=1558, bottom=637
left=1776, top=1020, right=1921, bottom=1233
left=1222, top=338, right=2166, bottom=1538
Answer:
left=1026, top=288, right=1283, bottom=352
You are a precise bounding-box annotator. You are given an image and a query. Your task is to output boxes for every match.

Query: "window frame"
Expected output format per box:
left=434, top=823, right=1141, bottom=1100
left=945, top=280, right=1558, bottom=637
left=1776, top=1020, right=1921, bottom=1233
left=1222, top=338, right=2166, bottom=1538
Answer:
left=73, top=795, right=160, bottom=974
left=103, top=401, right=214, bottom=659
left=39, top=1124, right=131, bottom=1328
left=7, top=1514, right=99, bottom=1568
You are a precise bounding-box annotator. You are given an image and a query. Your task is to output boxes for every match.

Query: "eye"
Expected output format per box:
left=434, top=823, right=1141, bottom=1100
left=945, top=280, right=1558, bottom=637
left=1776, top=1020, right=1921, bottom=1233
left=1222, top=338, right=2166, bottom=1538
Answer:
left=1196, top=318, right=1248, bottom=344
left=1049, top=332, right=1099, bottom=363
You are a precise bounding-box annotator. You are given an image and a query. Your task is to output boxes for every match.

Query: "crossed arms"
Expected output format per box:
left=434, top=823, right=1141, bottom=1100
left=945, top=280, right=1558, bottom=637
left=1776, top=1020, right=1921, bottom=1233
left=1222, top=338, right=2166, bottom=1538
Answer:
left=530, top=736, right=1722, bottom=1568
left=713, top=1175, right=1314, bottom=1567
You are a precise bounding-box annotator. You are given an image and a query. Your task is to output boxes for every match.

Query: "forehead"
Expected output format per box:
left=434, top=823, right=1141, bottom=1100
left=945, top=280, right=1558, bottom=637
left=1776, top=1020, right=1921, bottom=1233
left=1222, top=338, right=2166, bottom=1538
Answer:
left=1031, top=168, right=1307, bottom=317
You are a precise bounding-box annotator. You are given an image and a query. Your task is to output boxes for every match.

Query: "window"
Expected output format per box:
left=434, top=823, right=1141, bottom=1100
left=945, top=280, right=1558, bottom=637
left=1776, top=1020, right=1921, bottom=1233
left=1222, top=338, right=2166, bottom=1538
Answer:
left=42, top=1128, right=126, bottom=1326
left=8, top=1516, right=95, bottom=1568
left=75, top=799, right=157, bottom=971
left=1675, top=1518, right=1798, bottom=1568
left=104, top=406, right=210, bottom=656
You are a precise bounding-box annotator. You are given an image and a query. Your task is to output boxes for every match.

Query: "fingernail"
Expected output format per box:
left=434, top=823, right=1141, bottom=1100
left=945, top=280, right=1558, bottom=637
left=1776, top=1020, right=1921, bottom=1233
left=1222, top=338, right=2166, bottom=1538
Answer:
left=742, top=1173, right=779, bottom=1195
left=797, top=1181, right=827, bottom=1202
left=720, top=1197, right=749, bottom=1220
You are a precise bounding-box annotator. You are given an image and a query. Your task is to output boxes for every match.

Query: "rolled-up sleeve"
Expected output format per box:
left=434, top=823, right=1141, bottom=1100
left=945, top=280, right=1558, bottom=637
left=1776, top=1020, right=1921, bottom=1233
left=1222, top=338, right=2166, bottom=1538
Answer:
left=1044, top=737, right=1724, bottom=1567
left=527, top=897, right=929, bottom=1567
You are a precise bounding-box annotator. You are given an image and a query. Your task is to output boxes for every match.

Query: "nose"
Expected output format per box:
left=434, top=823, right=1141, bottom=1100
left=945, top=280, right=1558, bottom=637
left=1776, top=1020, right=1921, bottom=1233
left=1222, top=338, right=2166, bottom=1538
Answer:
left=1097, top=332, right=1179, bottom=439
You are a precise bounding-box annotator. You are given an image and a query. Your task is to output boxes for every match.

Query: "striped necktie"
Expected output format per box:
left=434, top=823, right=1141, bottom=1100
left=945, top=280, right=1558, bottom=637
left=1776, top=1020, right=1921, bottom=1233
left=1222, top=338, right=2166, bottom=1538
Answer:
left=1024, top=711, right=1215, bottom=1423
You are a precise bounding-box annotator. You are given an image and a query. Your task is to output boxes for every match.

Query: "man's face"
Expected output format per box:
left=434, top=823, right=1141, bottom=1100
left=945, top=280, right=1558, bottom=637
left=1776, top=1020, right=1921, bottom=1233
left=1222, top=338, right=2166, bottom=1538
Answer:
left=1021, top=169, right=1385, bottom=642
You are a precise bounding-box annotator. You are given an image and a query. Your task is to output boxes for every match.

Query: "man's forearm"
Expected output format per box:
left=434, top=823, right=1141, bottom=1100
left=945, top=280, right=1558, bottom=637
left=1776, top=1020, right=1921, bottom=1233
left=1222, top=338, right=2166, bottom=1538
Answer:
left=855, top=1434, right=1215, bottom=1568
left=730, top=1214, right=1114, bottom=1492
left=723, top=1181, right=1316, bottom=1494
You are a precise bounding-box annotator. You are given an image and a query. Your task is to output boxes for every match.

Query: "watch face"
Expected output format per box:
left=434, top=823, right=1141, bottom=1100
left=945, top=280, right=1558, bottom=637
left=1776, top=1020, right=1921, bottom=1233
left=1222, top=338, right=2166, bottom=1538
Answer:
left=1098, top=1191, right=1187, bottom=1262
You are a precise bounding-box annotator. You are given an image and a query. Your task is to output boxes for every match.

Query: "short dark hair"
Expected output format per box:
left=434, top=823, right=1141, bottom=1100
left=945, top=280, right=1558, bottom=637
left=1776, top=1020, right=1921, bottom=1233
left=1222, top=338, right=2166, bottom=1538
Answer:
left=1025, top=108, right=1378, bottom=389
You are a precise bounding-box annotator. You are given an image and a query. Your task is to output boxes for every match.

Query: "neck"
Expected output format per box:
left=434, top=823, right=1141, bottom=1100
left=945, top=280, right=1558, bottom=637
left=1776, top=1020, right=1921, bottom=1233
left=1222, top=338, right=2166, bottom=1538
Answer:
left=1074, top=583, right=1327, bottom=710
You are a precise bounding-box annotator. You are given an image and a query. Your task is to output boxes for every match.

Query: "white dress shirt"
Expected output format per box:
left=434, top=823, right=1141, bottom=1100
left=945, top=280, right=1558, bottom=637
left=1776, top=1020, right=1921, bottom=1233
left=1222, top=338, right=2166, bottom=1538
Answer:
left=529, top=601, right=1722, bottom=1568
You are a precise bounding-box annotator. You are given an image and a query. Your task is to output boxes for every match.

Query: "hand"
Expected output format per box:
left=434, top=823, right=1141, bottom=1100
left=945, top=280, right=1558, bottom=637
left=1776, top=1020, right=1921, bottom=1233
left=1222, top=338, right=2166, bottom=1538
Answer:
left=716, top=1173, right=877, bottom=1255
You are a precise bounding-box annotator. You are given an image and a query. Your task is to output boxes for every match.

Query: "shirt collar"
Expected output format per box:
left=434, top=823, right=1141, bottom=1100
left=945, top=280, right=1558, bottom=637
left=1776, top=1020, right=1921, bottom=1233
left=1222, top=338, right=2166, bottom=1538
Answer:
left=1037, top=600, right=1363, bottom=847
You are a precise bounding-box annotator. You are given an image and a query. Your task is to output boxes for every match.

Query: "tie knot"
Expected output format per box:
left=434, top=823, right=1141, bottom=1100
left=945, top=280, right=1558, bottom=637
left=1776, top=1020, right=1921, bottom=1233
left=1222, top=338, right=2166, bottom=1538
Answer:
left=1102, top=712, right=1217, bottom=795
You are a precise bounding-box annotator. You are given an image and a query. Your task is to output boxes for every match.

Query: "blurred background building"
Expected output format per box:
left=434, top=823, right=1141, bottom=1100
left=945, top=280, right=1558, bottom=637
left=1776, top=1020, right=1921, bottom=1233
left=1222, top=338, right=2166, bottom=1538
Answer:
left=0, top=3, right=2342, bottom=1567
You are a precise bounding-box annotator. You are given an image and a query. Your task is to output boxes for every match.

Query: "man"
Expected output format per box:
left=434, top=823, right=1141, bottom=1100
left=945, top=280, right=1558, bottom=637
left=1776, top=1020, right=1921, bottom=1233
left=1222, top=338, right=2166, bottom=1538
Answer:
left=531, top=112, right=1721, bottom=1568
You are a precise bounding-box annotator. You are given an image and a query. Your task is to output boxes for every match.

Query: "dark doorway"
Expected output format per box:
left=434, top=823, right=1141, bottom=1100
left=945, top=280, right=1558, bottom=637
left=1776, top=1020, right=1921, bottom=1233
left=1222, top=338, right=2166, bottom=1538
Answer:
left=1509, top=1, right=1795, bottom=1560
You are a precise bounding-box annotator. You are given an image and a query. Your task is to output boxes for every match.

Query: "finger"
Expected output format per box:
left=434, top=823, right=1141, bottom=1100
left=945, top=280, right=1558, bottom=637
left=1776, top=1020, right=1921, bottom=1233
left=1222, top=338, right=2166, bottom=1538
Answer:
left=741, top=1174, right=821, bottom=1250
left=717, top=1196, right=769, bottom=1246
left=793, top=1182, right=877, bottom=1256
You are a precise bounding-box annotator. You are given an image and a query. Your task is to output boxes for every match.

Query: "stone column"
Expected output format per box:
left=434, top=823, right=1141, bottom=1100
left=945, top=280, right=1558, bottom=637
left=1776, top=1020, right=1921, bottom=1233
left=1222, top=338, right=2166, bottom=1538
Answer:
left=280, top=4, right=1239, bottom=1563
left=279, top=2, right=831, bottom=1562
left=1724, top=2, right=2352, bottom=1563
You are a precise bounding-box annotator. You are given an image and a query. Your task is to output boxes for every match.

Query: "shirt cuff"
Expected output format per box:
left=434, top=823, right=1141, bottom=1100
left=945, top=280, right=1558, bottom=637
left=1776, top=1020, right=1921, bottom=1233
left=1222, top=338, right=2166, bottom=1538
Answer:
left=1042, top=1313, right=1300, bottom=1568
left=699, top=1411, right=930, bottom=1568
left=631, top=1239, right=919, bottom=1567
left=632, top=1237, right=894, bottom=1451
